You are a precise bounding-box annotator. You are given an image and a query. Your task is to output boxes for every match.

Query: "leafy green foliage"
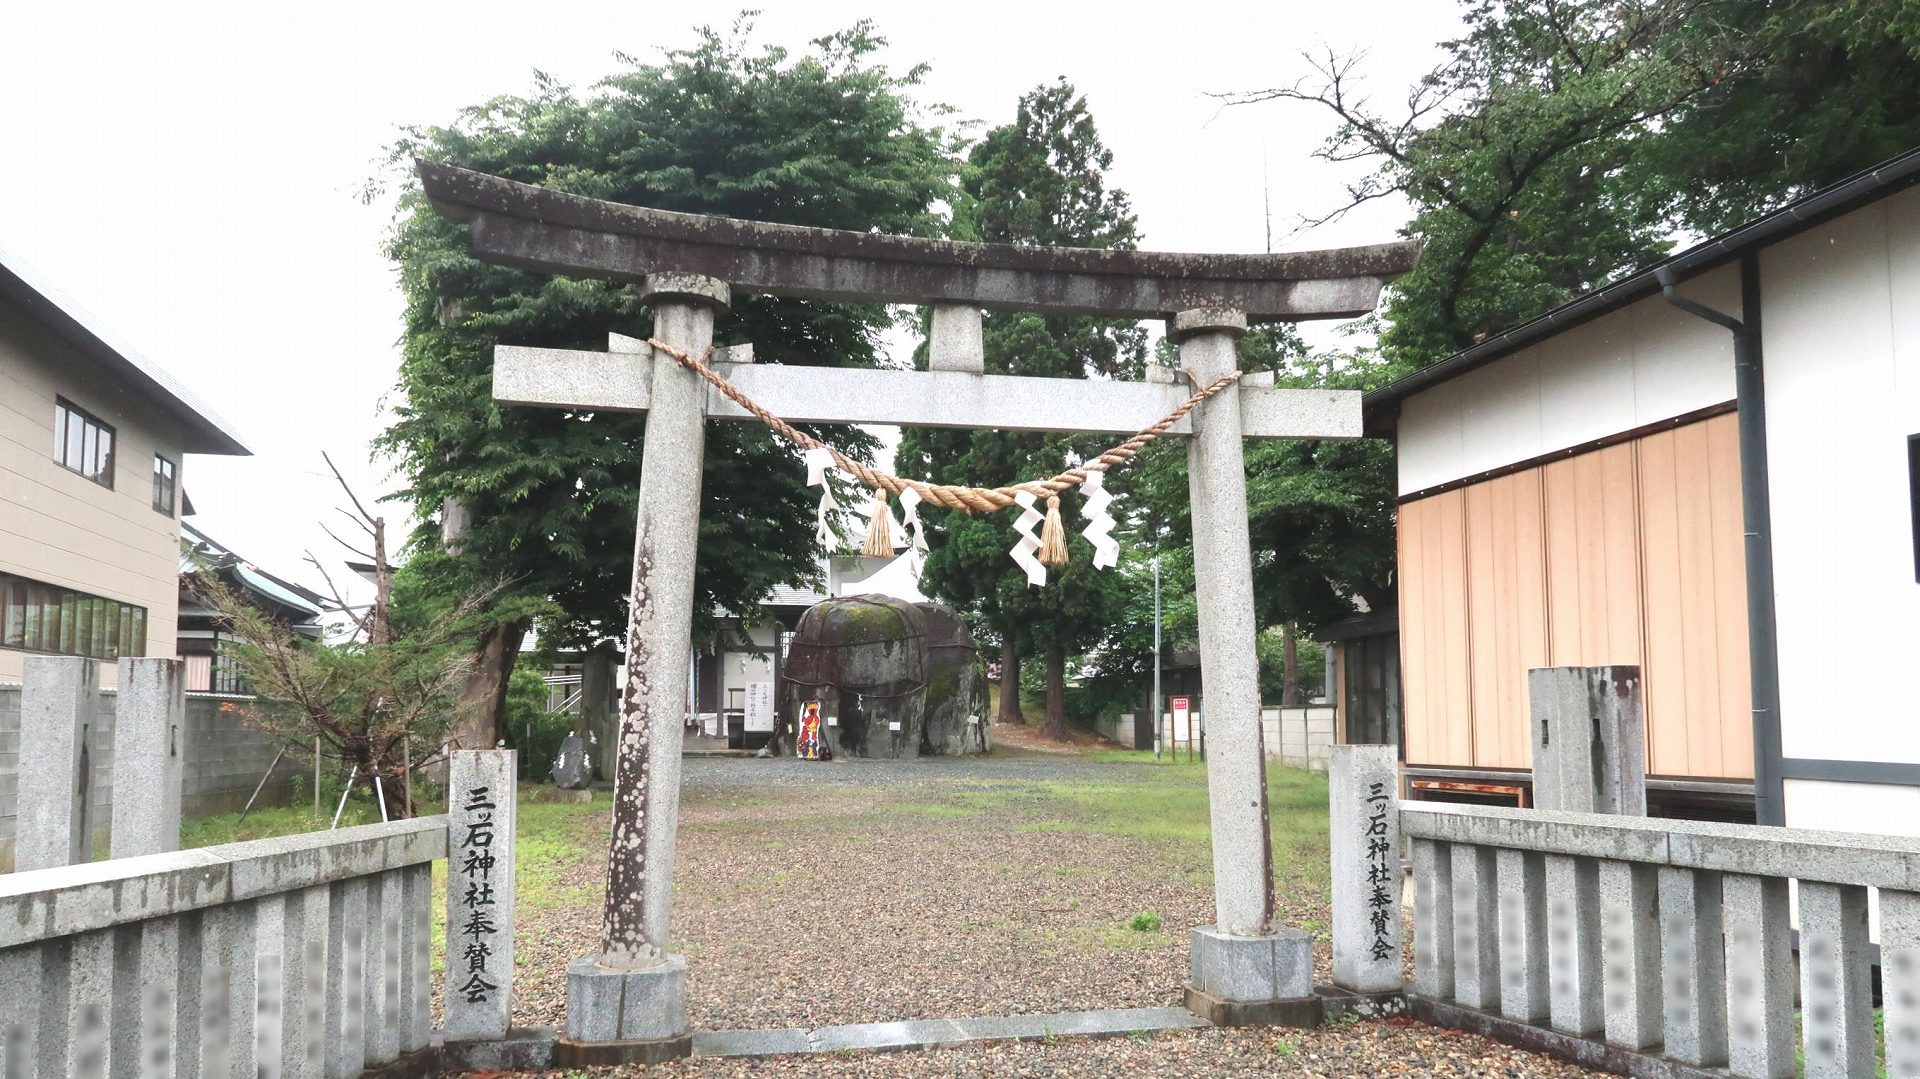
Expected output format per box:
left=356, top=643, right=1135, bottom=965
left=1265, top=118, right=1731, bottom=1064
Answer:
left=502, top=664, right=572, bottom=782
left=376, top=21, right=959, bottom=738
left=1638, top=0, right=1920, bottom=235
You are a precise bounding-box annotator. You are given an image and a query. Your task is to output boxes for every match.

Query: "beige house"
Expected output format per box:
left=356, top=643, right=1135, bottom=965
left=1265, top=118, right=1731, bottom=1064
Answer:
left=0, top=247, right=247, bottom=686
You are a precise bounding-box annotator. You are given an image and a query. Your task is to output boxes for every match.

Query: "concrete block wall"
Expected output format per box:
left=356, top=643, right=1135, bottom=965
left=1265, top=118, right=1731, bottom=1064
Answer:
left=1261, top=705, right=1336, bottom=771
left=0, top=686, right=294, bottom=870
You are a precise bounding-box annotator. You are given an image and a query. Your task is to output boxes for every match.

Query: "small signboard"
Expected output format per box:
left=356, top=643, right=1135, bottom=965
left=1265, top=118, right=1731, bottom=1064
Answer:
left=1171, top=697, right=1192, bottom=742
left=744, top=682, right=775, bottom=733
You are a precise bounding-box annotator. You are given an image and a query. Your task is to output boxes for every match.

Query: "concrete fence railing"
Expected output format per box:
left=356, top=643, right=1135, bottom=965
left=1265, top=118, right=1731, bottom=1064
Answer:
left=1400, top=800, right=1920, bottom=1079
left=0, top=816, right=444, bottom=1076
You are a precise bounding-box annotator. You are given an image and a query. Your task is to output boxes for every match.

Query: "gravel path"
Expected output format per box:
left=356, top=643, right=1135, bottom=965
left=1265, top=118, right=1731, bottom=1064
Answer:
left=494, top=742, right=1601, bottom=1077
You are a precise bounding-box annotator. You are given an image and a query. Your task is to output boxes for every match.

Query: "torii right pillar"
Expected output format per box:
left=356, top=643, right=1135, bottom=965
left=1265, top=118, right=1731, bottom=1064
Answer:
left=1177, top=307, right=1318, bottom=1025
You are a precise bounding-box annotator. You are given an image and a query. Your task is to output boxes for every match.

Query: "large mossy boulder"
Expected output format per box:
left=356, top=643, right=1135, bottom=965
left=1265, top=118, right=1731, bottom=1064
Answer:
left=781, top=595, right=989, bottom=759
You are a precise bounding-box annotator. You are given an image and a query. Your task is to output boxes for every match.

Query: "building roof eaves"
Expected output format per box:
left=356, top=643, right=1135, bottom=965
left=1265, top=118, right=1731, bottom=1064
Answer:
left=0, top=244, right=250, bottom=456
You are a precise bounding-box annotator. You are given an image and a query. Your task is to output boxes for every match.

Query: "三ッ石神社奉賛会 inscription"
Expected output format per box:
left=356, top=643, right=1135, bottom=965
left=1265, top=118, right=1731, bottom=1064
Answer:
left=458, top=786, right=502, bottom=1003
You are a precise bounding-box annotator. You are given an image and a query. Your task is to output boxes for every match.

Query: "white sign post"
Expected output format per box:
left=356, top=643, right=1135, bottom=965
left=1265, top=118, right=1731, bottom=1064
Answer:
left=744, top=682, right=775, bottom=733
left=1171, top=696, right=1192, bottom=760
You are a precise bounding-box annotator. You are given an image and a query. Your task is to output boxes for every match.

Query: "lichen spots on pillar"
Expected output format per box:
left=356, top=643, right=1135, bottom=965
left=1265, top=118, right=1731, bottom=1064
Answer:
left=604, top=532, right=658, bottom=959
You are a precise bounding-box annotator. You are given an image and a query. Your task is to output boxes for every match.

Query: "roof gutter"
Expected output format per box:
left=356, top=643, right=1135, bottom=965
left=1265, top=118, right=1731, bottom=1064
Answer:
left=1364, top=147, right=1920, bottom=429
left=1655, top=256, right=1785, bottom=826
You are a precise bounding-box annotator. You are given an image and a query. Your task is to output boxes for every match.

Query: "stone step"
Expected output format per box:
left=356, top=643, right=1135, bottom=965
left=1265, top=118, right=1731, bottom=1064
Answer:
left=691, top=1006, right=1210, bottom=1059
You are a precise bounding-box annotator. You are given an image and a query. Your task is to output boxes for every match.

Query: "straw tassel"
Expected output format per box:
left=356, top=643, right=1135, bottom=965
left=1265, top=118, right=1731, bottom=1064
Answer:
left=1038, top=494, right=1070, bottom=566
left=861, top=489, right=894, bottom=557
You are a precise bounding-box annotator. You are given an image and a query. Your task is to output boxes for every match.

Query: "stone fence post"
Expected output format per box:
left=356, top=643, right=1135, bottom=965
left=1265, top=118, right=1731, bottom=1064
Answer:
left=110, top=657, right=186, bottom=858
left=1330, top=744, right=1403, bottom=993
left=17, top=656, right=98, bottom=870
left=1528, top=666, right=1646, bottom=815
left=445, top=748, right=517, bottom=1041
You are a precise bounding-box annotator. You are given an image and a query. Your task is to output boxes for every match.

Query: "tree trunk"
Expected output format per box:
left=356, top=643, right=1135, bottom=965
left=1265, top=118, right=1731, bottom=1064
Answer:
left=375, top=760, right=412, bottom=820
left=1043, top=644, right=1069, bottom=742
left=449, top=619, right=530, bottom=755
left=1281, top=622, right=1300, bottom=707
left=998, top=639, right=1024, bottom=727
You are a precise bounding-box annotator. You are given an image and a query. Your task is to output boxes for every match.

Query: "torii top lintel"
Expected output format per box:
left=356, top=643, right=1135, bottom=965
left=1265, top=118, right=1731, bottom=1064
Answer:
left=416, top=160, right=1421, bottom=321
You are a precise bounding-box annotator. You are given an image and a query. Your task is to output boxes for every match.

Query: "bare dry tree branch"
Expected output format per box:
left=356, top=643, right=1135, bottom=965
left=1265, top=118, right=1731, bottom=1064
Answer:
left=322, top=451, right=380, bottom=529
left=305, top=552, right=373, bottom=637
left=319, top=522, right=377, bottom=563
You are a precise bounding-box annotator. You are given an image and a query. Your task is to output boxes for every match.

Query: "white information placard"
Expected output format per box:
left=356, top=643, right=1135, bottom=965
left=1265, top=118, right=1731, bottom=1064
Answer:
left=744, top=681, right=775, bottom=732
left=1171, top=696, right=1192, bottom=742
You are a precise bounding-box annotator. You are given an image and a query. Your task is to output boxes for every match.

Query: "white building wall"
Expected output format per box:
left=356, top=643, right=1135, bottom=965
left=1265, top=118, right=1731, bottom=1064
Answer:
left=1395, top=263, right=1739, bottom=495
left=1762, top=186, right=1920, bottom=784
left=719, top=620, right=779, bottom=709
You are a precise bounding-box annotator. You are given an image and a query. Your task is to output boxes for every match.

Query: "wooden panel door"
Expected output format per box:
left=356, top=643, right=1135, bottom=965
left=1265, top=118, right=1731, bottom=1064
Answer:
left=1637, top=414, right=1752, bottom=778
left=1463, top=470, right=1551, bottom=769
left=1398, top=491, right=1474, bottom=767
left=1543, top=443, right=1645, bottom=669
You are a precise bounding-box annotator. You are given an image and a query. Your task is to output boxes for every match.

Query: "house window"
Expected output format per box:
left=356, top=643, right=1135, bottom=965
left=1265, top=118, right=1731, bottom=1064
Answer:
left=153, top=455, right=177, bottom=515
left=0, top=572, right=147, bottom=659
left=53, top=398, right=115, bottom=488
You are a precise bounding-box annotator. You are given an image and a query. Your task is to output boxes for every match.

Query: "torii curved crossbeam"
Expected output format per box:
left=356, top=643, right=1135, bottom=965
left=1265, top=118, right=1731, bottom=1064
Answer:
left=416, top=160, right=1420, bottom=320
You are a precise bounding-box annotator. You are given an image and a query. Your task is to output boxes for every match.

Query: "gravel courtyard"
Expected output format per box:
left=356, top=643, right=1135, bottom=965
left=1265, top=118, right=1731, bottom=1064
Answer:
left=482, top=734, right=1600, bottom=1077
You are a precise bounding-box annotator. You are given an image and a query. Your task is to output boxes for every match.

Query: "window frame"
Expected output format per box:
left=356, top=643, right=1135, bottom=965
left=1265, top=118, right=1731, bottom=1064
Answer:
left=0, top=572, right=147, bottom=660
left=53, top=397, right=116, bottom=489
left=152, top=454, right=177, bottom=516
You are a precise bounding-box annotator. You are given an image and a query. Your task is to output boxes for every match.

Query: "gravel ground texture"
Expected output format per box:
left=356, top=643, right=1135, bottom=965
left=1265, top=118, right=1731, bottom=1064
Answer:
left=472, top=726, right=1602, bottom=1077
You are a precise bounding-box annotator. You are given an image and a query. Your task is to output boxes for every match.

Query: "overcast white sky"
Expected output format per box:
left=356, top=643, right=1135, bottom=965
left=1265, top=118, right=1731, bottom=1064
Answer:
left=2, top=1, right=1462, bottom=602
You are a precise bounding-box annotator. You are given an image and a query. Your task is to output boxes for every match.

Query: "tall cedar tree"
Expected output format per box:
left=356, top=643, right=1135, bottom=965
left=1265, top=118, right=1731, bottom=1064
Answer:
left=378, top=22, right=956, bottom=749
left=896, top=80, right=1144, bottom=740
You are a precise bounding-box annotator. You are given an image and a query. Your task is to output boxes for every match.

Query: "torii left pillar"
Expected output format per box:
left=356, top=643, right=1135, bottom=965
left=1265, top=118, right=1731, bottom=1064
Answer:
left=559, top=272, right=723, bottom=1065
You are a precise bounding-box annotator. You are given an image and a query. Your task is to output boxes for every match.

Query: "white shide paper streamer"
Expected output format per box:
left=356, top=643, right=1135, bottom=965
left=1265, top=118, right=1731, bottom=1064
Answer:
left=804, top=446, right=840, bottom=546
left=1079, top=470, right=1119, bottom=569
left=1008, top=489, right=1047, bottom=587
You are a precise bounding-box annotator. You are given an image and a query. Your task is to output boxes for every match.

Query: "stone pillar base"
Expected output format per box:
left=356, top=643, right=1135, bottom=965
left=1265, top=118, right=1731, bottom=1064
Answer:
left=565, top=954, right=689, bottom=1045
left=1186, top=925, right=1318, bottom=1026
left=552, top=1034, right=693, bottom=1067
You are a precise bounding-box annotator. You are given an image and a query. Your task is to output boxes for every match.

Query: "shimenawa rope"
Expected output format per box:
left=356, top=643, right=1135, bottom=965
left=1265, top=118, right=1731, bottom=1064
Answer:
left=645, top=338, right=1242, bottom=563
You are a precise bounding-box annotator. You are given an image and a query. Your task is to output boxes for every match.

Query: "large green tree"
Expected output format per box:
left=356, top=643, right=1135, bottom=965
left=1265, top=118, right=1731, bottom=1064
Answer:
left=897, top=79, right=1143, bottom=740
left=1236, top=0, right=1920, bottom=369
left=378, top=22, right=957, bottom=748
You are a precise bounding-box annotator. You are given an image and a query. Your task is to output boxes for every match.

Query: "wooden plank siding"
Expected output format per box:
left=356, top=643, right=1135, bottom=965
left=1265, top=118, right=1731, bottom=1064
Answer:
left=1396, top=411, right=1752, bottom=780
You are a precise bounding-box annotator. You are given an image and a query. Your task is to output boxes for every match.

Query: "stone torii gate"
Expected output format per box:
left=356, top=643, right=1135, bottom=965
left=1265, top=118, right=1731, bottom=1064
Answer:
left=417, top=160, right=1420, bottom=1062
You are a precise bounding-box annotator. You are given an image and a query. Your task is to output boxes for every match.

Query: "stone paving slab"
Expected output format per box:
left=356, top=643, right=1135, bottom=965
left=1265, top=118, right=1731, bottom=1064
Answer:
left=692, top=1007, right=1208, bottom=1058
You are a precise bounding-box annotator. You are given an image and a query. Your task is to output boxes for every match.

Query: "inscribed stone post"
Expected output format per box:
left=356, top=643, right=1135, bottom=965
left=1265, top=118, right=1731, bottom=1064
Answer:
left=111, top=658, right=185, bottom=858
left=1329, top=745, right=1403, bottom=992
left=444, top=749, right=517, bottom=1042
left=18, top=655, right=98, bottom=870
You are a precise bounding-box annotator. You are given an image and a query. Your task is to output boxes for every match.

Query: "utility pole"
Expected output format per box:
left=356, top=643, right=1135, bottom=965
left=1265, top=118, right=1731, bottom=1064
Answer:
left=1152, top=552, right=1163, bottom=762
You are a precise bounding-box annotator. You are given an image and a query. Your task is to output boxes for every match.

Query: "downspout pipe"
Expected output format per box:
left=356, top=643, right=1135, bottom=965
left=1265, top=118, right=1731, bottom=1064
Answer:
left=1655, top=255, right=1785, bottom=825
